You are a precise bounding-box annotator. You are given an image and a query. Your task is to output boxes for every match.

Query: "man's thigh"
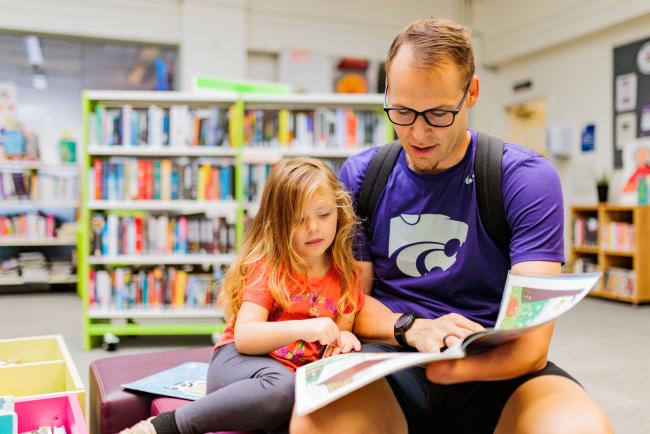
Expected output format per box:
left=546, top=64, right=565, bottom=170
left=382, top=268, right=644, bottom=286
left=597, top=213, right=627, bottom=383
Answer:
left=494, top=373, right=612, bottom=434
left=446, top=361, right=580, bottom=434
left=363, top=344, right=585, bottom=434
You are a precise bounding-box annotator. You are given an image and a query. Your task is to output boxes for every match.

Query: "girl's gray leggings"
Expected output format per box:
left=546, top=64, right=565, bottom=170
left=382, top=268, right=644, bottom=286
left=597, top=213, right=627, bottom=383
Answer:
left=174, top=343, right=295, bottom=434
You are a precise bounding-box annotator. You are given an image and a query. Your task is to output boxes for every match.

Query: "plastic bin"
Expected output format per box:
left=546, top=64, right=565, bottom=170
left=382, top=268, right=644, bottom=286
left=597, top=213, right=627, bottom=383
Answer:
left=15, top=393, right=88, bottom=434
left=0, top=336, right=85, bottom=412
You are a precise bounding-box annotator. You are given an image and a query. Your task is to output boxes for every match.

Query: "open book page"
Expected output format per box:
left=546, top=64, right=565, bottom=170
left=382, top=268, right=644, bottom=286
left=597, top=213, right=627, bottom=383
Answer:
left=294, top=272, right=600, bottom=416
left=295, top=346, right=466, bottom=416
left=462, top=272, right=600, bottom=353
left=121, top=362, right=208, bottom=401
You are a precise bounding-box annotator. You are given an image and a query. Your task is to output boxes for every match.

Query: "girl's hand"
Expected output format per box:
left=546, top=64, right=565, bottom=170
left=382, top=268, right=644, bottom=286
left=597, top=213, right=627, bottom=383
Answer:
left=329, top=331, right=361, bottom=356
left=302, top=317, right=340, bottom=345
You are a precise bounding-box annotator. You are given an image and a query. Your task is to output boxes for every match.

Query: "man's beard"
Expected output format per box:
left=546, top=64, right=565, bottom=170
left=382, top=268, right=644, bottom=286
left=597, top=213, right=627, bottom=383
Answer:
left=405, top=152, right=441, bottom=175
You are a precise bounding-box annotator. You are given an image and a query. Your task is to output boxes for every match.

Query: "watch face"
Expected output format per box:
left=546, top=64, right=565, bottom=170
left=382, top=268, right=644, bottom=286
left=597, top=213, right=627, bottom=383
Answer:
left=395, top=313, right=413, bottom=329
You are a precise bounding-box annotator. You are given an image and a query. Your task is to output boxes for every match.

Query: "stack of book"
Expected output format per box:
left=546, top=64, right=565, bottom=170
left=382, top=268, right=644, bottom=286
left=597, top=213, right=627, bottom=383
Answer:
left=0, top=169, right=78, bottom=202
left=18, top=252, right=49, bottom=282
left=89, top=104, right=231, bottom=148
left=604, top=267, right=636, bottom=297
left=0, top=258, right=20, bottom=283
left=572, top=217, right=598, bottom=247
left=89, top=158, right=235, bottom=201
left=602, top=221, right=635, bottom=251
left=89, top=265, right=226, bottom=310
left=0, top=212, right=57, bottom=239
left=243, top=109, right=386, bottom=149
left=90, top=213, right=235, bottom=257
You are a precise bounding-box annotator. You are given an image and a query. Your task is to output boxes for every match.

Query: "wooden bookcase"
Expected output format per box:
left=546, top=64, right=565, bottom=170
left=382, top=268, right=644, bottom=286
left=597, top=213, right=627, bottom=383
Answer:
left=570, top=204, right=650, bottom=304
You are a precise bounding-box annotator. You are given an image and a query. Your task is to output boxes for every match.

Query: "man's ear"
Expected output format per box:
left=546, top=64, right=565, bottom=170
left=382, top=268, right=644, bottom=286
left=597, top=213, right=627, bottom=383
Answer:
left=467, top=75, right=480, bottom=108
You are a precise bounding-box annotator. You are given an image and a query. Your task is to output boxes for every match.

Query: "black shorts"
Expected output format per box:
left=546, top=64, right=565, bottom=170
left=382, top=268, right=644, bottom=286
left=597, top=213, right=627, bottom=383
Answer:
left=362, top=343, right=580, bottom=434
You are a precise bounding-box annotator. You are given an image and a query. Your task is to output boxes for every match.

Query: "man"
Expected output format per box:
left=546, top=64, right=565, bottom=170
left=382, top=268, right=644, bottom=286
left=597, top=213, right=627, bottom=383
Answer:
left=290, top=18, right=613, bottom=434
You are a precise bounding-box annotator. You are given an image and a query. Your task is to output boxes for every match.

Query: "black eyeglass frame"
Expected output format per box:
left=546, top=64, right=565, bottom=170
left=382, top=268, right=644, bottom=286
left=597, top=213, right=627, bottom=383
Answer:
left=383, top=80, right=472, bottom=128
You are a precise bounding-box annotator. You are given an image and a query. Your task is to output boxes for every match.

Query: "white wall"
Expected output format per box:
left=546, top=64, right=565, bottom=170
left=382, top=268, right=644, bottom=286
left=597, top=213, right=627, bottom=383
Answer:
left=246, top=0, right=459, bottom=60
left=473, top=0, right=650, bottom=66
left=0, top=0, right=461, bottom=91
left=473, top=13, right=650, bottom=207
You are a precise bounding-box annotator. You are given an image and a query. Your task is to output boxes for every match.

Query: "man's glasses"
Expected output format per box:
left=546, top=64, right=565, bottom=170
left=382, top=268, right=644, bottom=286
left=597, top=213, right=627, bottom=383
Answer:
left=383, top=81, right=471, bottom=128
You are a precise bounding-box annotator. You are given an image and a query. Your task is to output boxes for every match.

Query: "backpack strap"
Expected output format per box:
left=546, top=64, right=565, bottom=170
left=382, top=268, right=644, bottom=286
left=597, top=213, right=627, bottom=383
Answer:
left=356, top=134, right=511, bottom=258
left=474, top=132, right=511, bottom=258
left=357, top=141, right=402, bottom=237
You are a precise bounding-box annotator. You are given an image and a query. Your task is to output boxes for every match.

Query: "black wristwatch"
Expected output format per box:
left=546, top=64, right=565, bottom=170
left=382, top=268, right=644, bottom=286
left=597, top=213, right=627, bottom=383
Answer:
left=394, top=312, right=420, bottom=349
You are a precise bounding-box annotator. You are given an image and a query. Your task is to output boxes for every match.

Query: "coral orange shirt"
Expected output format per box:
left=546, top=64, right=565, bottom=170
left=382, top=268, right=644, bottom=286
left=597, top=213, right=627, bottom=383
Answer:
left=215, top=262, right=364, bottom=371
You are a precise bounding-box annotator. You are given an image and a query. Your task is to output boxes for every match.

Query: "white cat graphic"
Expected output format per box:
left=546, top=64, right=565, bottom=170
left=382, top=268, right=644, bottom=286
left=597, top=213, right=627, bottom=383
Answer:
left=388, top=214, right=468, bottom=277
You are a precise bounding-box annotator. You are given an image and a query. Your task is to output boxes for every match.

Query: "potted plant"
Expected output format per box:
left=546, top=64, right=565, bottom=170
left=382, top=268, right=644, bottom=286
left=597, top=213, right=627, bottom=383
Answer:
left=597, top=173, right=609, bottom=203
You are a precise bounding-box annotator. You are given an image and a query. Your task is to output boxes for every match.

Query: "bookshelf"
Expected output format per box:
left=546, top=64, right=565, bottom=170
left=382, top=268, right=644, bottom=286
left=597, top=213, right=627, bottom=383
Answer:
left=0, top=159, right=79, bottom=288
left=569, top=204, right=650, bottom=304
left=80, top=90, right=240, bottom=349
left=239, top=93, right=390, bottom=215
left=79, top=90, right=391, bottom=349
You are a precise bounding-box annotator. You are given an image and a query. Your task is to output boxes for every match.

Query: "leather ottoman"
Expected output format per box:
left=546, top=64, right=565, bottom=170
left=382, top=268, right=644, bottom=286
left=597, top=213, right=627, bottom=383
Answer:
left=89, top=346, right=256, bottom=434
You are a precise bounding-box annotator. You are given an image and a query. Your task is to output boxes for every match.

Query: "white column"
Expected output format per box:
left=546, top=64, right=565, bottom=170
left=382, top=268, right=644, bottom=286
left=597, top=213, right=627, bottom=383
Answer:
left=178, top=0, right=247, bottom=91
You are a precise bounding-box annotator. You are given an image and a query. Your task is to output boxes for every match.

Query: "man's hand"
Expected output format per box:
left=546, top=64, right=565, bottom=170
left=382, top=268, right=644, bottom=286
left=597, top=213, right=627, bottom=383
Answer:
left=405, top=313, right=484, bottom=353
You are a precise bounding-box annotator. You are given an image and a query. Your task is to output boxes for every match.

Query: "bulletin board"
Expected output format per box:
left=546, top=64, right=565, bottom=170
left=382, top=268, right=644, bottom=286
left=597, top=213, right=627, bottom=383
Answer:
left=613, top=36, right=650, bottom=168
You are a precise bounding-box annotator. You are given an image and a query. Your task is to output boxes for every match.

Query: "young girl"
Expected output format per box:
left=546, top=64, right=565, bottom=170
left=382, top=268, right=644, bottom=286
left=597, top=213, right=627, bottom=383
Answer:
left=122, top=157, right=365, bottom=434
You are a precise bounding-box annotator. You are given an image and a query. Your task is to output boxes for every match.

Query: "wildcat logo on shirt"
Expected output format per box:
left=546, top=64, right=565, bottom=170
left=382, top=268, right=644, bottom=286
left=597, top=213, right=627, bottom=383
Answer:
left=388, top=214, right=468, bottom=277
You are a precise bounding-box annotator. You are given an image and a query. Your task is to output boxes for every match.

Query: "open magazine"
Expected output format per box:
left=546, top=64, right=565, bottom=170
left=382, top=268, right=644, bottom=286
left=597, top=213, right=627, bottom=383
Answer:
left=295, top=272, right=601, bottom=416
left=122, top=362, right=208, bottom=400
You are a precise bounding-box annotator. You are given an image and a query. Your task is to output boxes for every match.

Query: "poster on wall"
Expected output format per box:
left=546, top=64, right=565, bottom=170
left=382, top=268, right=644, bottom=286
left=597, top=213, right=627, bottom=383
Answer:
left=640, top=104, right=650, bottom=136
left=615, top=73, right=637, bottom=112
left=620, top=138, right=650, bottom=204
left=613, top=36, right=650, bottom=168
left=616, top=112, right=637, bottom=151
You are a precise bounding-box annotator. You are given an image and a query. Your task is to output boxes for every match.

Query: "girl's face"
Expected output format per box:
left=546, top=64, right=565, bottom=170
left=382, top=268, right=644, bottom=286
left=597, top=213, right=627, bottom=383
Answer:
left=292, top=188, right=338, bottom=271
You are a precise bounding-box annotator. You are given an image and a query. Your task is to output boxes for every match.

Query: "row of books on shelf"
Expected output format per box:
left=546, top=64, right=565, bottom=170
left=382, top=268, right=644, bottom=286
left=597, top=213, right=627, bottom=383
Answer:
left=602, top=267, right=636, bottom=297
left=243, top=109, right=386, bottom=149
left=0, top=170, right=78, bottom=202
left=572, top=257, right=599, bottom=274
left=241, top=161, right=344, bottom=205
left=89, top=265, right=226, bottom=310
left=572, top=217, right=598, bottom=247
left=0, top=213, right=76, bottom=240
left=90, top=104, right=231, bottom=148
left=90, top=157, right=235, bottom=201
left=90, top=213, right=235, bottom=257
left=0, top=252, right=74, bottom=284
left=601, top=222, right=635, bottom=251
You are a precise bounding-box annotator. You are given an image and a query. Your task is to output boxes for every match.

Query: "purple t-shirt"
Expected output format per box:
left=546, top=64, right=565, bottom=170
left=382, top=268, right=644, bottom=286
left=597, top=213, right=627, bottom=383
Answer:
left=339, top=130, right=565, bottom=327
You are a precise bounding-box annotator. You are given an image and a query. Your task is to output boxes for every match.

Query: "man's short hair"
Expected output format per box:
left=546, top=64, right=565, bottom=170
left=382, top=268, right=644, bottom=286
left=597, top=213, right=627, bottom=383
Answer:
left=386, top=18, right=475, bottom=86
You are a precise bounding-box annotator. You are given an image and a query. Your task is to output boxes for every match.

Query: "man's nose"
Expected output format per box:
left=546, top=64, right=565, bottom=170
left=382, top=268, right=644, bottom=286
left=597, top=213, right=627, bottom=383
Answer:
left=410, top=116, right=432, bottom=141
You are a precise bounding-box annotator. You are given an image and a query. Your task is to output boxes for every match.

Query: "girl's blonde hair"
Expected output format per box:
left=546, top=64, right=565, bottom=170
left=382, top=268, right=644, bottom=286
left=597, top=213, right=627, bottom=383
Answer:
left=218, top=157, right=359, bottom=322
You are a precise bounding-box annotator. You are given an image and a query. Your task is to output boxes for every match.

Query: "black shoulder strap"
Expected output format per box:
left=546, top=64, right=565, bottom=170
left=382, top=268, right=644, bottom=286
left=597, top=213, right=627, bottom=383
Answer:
left=356, top=134, right=511, bottom=258
left=357, top=141, right=402, bottom=236
left=475, top=132, right=511, bottom=257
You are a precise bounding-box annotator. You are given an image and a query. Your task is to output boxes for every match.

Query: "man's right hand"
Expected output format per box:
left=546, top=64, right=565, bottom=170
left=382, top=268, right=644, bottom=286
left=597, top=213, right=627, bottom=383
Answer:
left=405, top=313, right=484, bottom=353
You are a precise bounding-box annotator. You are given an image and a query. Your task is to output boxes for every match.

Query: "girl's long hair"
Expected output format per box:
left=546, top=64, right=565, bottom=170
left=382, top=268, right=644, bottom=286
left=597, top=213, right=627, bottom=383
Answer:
left=218, top=157, right=359, bottom=322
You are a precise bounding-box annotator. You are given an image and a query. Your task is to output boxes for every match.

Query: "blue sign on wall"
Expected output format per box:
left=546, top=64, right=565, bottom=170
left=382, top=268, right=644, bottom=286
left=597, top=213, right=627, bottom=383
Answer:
left=581, top=123, right=595, bottom=152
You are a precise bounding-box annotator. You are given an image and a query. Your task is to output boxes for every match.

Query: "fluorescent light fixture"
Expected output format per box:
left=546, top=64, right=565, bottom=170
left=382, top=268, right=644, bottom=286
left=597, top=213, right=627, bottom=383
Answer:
left=24, top=35, right=44, bottom=66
